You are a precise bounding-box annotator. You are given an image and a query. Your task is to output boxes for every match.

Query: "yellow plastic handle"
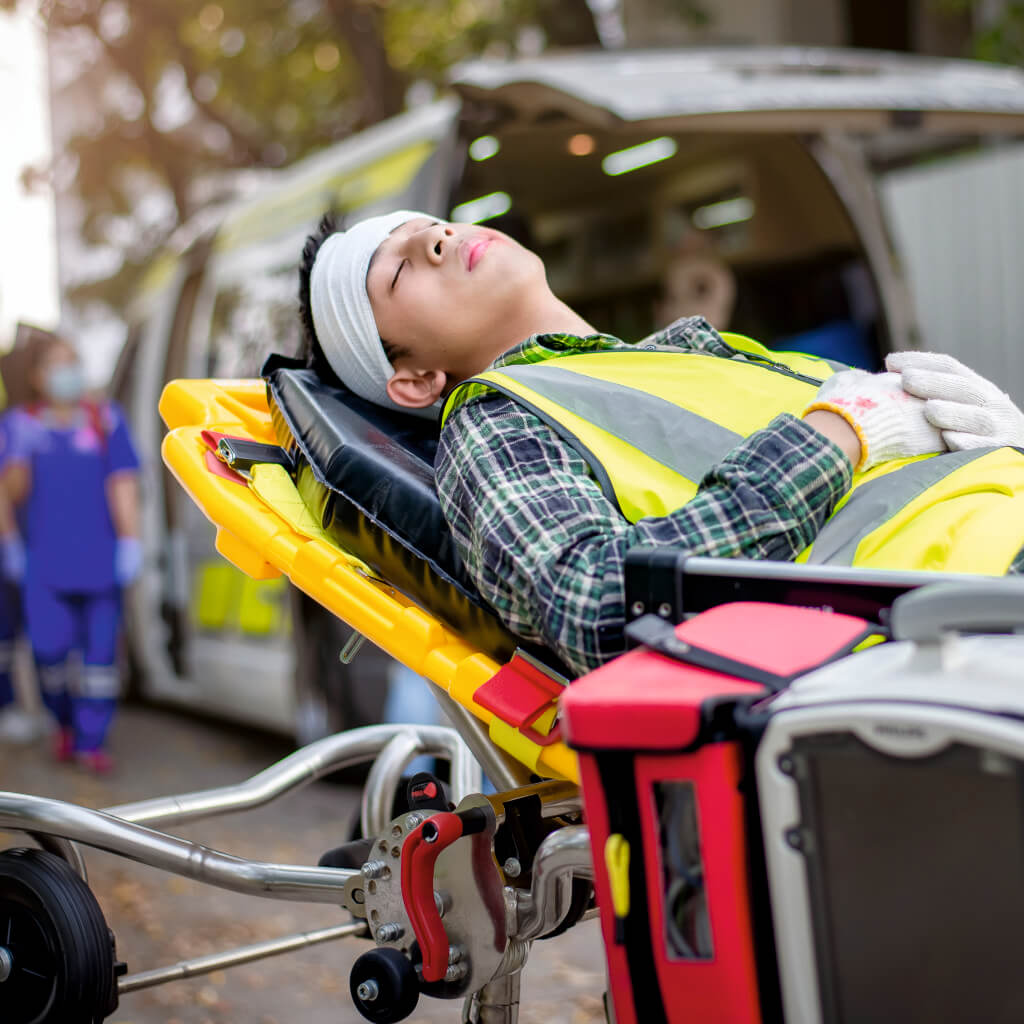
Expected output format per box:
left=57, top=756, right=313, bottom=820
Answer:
left=604, top=833, right=631, bottom=920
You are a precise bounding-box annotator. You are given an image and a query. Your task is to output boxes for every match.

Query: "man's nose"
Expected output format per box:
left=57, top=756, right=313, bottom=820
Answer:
left=425, top=225, right=455, bottom=263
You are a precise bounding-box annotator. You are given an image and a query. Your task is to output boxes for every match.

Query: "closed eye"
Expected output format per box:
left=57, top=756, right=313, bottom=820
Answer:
left=391, top=258, right=407, bottom=290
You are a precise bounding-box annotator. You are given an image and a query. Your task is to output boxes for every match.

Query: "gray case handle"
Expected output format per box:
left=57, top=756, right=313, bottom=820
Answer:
left=890, top=579, right=1024, bottom=643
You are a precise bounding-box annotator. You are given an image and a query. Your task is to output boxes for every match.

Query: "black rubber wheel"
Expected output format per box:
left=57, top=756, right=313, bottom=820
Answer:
left=0, top=847, right=119, bottom=1024
left=349, top=946, right=420, bottom=1023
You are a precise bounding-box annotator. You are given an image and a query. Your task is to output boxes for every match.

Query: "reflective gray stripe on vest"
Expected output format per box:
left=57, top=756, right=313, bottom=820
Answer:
left=807, top=447, right=991, bottom=565
left=496, top=362, right=743, bottom=483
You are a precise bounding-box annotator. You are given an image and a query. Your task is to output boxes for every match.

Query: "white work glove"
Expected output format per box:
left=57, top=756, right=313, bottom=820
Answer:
left=886, top=350, right=1024, bottom=451
left=806, top=370, right=945, bottom=472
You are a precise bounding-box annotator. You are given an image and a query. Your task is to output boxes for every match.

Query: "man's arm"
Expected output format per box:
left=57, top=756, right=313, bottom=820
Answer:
left=437, top=400, right=853, bottom=677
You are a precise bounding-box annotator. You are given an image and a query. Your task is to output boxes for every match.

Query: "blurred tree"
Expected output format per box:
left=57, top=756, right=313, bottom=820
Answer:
left=0, top=0, right=602, bottom=314
left=934, top=0, right=1022, bottom=62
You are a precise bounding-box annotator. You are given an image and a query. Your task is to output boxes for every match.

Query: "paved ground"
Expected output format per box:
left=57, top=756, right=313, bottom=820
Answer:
left=0, top=703, right=607, bottom=1024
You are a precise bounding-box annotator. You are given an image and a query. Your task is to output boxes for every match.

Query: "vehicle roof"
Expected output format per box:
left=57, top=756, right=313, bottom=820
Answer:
left=451, top=46, right=1024, bottom=127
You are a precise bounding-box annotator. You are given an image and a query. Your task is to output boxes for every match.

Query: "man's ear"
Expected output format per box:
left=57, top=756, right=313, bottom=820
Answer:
left=386, top=367, right=448, bottom=409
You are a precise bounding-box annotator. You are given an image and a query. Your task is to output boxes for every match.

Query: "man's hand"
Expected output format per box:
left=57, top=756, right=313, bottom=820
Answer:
left=887, top=350, right=1024, bottom=451
left=804, top=370, right=945, bottom=472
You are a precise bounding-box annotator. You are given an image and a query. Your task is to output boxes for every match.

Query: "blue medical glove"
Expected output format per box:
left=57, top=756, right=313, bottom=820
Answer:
left=114, top=536, right=143, bottom=586
left=1, top=536, right=25, bottom=583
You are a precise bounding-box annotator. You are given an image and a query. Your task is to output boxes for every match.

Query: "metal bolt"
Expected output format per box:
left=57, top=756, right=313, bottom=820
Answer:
left=448, top=944, right=464, bottom=964
left=657, top=602, right=672, bottom=618
left=376, top=922, right=404, bottom=942
left=361, top=859, right=389, bottom=879
left=0, top=947, right=12, bottom=983
left=356, top=978, right=380, bottom=1002
left=777, top=755, right=795, bottom=776
left=405, top=813, right=424, bottom=830
left=785, top=827, right=804, bottom=851
left=434, top=891, right=446, bottom=917
left=630, top=601, right=645, bottom=617
left=351, top=888, right=366, bottom=905
left=502, top=857, right=522, bottom=878
left=444, top=962, right=468, bottom=983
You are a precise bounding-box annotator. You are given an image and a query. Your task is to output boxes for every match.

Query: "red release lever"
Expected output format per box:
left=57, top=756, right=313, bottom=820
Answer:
left=400, top=812, right=464, bottom=983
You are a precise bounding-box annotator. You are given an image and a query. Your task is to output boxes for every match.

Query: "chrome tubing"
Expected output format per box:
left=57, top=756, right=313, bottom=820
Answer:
left=360, top=728, right=484, bottom=837
left=463, top=970, right=522, bottom=1024
left=430, top=687, right=534, bottom=793
left=361, top=733, right=427, bottom=838
left=514, top=826, right=593, bottom=941
left=106, top=724, right=480, bottom=829
left=0, top=792, right=358, bottom=904
left=28, top=832, right=88, bottom=882
left=119, top=920, right=368, bottom=994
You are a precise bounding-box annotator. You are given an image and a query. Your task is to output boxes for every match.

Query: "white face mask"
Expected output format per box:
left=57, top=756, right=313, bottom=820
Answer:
left=44, top=363, right=85, bottom=403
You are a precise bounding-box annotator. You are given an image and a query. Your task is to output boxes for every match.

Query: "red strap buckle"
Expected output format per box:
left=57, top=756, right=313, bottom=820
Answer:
left=473, top=651, right=567, bottom=747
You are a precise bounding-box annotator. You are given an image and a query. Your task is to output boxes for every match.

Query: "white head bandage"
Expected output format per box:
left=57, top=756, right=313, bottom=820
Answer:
left=309, top=209, right=425, bottom=412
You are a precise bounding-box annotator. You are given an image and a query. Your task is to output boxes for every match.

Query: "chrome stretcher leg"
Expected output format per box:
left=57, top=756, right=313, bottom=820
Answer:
left=29, top=832, right=88, bottom=882
left=463, top=972, right=522, bottom=1024
left=430, top=686, right=535, bottom=792
left=0, top=791, right=359, bottom=903
left=119, top=920, right=368, bottom=995
left=104, top=724, right=479, bottom=829
left=360, top=729, right=483, bottom=838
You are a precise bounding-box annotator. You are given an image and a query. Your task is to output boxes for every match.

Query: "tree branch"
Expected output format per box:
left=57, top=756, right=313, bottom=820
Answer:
left=323, top=0, right=407, bottom=126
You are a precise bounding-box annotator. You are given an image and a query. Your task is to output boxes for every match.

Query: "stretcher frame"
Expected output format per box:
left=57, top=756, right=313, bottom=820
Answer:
left=0, top=377, right=593, bottom=1024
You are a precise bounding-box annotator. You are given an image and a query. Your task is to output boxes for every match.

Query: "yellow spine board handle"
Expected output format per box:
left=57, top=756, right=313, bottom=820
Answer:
left=604, top=833, right=631, bottom=944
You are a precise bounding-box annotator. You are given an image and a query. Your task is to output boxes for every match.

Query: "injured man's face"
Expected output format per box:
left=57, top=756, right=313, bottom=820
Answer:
left=366, top=216, right=550, bottom=411
left=309, top=209, right=590, bottom=417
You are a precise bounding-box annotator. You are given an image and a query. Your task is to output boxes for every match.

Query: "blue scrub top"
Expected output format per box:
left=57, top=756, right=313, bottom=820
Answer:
left=6, top=402, right=140, bottom=592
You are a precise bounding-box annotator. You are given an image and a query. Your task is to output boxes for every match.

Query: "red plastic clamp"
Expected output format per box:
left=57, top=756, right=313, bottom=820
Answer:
left=400, top=812, right=465, bottom=983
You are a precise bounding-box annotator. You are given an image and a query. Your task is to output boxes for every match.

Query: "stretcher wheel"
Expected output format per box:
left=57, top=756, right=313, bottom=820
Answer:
left=0, top=847, right=119, bottom=1024
left=350, top=946, right=419, bottom=1022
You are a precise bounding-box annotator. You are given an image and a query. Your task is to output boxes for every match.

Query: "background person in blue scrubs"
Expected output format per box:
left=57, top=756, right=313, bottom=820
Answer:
left=0, top=413, right=34, bottom=741
left=1, top=332, right=141, bottom=772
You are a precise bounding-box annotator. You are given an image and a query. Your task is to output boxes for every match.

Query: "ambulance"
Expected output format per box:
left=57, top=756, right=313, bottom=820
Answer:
left=115, top=46, right=1024, bottom=741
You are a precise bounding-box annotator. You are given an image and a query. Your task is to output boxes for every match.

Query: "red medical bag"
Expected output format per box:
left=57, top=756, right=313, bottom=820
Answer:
left=561, top=601, right=871, bottom=1024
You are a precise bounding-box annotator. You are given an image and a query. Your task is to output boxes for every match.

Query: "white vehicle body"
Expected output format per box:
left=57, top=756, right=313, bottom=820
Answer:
left=117, top=47, right=1024, bottom=736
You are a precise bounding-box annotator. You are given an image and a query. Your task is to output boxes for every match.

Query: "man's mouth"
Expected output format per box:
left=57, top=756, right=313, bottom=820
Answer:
left=466, top=238, right=491, bottom=271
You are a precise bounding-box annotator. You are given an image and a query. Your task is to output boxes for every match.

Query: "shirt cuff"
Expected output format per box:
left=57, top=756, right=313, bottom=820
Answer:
left=722, top=412, right=853, bottom=515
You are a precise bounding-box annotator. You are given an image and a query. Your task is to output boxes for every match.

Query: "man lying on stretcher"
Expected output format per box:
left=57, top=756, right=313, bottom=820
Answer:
left=297, top=209, right=1024, bottom=678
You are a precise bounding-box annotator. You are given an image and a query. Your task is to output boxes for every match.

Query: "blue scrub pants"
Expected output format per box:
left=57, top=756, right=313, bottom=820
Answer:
left=0, top=581, right=18, bottom=708
left=23, top=577, right=121, bottom=753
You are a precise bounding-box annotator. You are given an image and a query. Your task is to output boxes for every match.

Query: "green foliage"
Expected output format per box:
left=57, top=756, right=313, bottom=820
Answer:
left=937, top=0, right=1024, bottom=65
left=10, top=0, right=599, bottom=315
left=971, top=3, right=1024, bottom=65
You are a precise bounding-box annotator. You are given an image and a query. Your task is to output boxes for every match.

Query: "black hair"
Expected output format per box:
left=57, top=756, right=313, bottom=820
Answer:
left=298, top=212, right=341, bottom=385
left=298, top=210, right=409, bottom=388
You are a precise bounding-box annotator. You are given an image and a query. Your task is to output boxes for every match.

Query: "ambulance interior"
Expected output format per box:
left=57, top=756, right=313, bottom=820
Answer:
left=450, top=120, right=885, bottom=370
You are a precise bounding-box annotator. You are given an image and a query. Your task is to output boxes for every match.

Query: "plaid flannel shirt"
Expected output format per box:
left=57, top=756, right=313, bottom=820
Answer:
left=435, top=316, right=859, bottom=677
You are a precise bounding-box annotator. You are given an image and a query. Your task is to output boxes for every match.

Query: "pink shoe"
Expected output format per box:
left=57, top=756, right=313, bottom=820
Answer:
left=75, top=750, right=115, bottom=775
left=52, top=728, right=74, bottom=763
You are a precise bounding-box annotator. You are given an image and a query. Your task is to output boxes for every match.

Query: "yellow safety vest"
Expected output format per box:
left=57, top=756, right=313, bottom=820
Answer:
left=442, top=335, right=1024, bottom=575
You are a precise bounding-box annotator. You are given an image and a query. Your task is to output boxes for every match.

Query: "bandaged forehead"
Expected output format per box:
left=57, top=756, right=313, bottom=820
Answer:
left=310, top=209, right=426, bottom=411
